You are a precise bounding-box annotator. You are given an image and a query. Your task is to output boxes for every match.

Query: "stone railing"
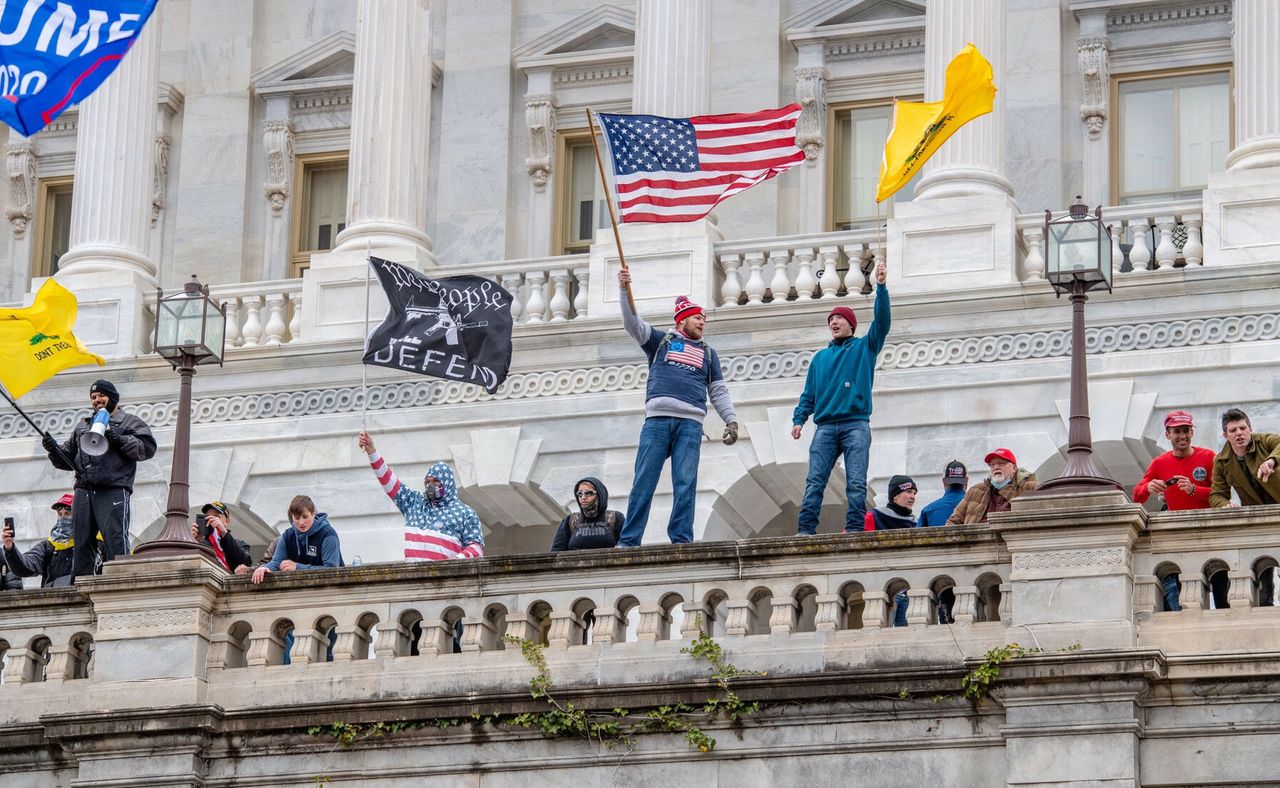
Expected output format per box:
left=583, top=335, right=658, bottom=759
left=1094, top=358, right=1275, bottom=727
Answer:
left=713, top=228, right=884, bottom=306
left=211, top=279, right=304, bottom=348
left=1016, top=199, right=1204, bottom=281
left=444, top=253, right=590, bottom=324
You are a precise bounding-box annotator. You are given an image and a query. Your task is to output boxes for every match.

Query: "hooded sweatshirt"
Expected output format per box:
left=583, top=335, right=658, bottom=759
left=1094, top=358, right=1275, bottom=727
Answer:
left=793, top=283, right=891, bottom=427
left=367, top=454, right=485, bottom=560
left=3, top=516, right=101, bottom=587
left=265, top=513, right=343, bottom=570
left=862, top=501, right=917, bottom=531
left=550, top=477, right=626, bottom=552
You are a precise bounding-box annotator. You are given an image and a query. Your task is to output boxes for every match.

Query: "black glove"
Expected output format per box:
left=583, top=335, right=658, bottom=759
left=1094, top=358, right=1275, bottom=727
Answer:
left=41, top=434, right=59, bottom=454
left=722, top=422, right=739, bottom=446
left=104, top=427, right=121, bottom=446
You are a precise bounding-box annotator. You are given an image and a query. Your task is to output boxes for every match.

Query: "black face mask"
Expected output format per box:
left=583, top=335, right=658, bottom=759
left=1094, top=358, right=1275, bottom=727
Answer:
left=424, top=481, right=444, bottom=503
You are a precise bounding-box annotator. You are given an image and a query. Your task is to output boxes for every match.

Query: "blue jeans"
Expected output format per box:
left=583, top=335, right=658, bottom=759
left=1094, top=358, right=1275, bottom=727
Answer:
left=619, top=417, right=704, bottom=546
left=797, top=420, right=871, bottom=534
left=893, top=591, right=908, bottom=627
left=1161, top=574, right=1182, bottom=612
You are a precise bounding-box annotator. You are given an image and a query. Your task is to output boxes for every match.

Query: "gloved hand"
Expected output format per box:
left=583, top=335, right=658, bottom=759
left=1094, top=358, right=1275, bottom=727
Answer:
left=41, top=434, right=59, bottom=454
left=722, top=422, right=739, bottom=446
left=104, top=427, right=120, bottom=446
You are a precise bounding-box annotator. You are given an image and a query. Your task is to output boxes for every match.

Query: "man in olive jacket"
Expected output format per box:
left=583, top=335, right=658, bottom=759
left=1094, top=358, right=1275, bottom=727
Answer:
left=947, top=448, right=1039, bottom=524
left=1209, top=408, right=1280, bottom=507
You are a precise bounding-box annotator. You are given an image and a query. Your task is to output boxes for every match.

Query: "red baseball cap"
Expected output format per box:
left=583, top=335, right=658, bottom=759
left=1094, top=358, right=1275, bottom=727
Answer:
left=984, top=448, right=1017, bottom=465
left=51, top=493, right=74, bottom=510
left=1163, top=410, right=1194, bottom=428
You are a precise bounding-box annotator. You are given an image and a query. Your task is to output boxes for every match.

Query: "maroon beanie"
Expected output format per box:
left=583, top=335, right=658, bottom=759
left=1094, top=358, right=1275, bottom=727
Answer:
left=828, top=306, right=857, bottom=332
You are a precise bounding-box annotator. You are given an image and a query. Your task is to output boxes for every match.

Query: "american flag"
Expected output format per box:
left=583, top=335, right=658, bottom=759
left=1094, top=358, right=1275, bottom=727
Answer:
left=597, top=105, right=804, bottom=223
left=665, top=341, right=705, bottom=369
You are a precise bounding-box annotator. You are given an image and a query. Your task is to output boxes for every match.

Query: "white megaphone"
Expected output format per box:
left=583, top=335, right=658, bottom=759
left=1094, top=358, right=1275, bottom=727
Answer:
left=79, top=409, right=111, bottom=457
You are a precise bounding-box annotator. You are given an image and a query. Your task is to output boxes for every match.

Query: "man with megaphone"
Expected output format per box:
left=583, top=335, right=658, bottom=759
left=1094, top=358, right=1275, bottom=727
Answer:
left=42, top=379, right=156, bottom=582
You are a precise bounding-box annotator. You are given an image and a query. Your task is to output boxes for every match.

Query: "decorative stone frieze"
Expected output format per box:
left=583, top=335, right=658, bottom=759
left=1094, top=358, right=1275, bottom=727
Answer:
left=5, top=141, right=36, bottom=237
left=824, top=33, right=924, bottom=62
left=1077, top=36, right=1110, bottom=139
left=1106, top=2, right=1231, bottom=34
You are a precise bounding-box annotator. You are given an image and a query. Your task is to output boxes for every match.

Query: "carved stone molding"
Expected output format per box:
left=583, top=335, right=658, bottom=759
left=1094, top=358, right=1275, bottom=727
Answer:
left=825, top=34, right=924, bottom=63
left=1078, top=36, right=1110, bottom=139
left=524, top=93, right=556, bottom=189
left=1107, top=2, right=1231, bottom=34
left=1013, top=548, right=1125, bottom=571
left=794, top=66, right=827, bottom=161
left=151, top=133, right=171, bottom=225
left=5, top=142, right=36, bottom=237
left=97, top=608, right=206, bottom=633
left=262, top=120, right=295, bottom=213
left=4, top=311, right=1278, bottom=438
left=552, top=63, right=632, bottom=88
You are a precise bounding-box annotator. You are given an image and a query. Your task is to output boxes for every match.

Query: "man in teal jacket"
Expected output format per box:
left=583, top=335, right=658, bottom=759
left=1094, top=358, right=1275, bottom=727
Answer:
left=791, top=260, right=890, bottom=533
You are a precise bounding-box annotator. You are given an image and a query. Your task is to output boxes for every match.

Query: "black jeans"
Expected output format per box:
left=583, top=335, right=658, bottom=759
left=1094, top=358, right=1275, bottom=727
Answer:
left=71, top=487, right=131, bottom=581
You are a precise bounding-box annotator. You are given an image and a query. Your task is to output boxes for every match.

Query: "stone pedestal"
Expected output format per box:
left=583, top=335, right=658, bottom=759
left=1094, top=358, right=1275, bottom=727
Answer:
left=885, top=193, right=1019, bottom=296
left=297, top=246, right=432, bottom=344
left=992, top=490, right=1146, bottom=650
left=588, top=219, right=722, bottom=323
left=54, top=7, right=163, bottom=358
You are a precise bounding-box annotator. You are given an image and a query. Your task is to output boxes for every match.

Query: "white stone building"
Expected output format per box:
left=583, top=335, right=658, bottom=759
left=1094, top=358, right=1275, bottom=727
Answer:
left=0, top=0, right=1277, bottom=564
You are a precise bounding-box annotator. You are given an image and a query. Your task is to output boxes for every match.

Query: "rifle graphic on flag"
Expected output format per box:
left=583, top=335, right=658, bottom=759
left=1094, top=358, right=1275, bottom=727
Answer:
left=876, top=43, right=997, bottom=203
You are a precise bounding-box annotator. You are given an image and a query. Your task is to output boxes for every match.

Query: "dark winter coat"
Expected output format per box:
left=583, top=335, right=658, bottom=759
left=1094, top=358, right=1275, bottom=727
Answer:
left=946, top=469, right=1039, bottom=524
left=49, top=408, right=157, bottom=492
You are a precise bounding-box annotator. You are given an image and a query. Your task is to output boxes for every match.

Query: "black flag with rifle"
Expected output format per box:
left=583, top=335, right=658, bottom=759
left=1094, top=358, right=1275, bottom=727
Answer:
left=362, top=257, right=515, bottom=394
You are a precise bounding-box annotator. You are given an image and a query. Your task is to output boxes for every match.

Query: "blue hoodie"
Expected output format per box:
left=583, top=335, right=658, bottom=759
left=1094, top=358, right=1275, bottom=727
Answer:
left=266, top=512, right=343, bottom=570
left=792, top=284, right=890, bottom=426
left=919, top=487, right=966, bottom=526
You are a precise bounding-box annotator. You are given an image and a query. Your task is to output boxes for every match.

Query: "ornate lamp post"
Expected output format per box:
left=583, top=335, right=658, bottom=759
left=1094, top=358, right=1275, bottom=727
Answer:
left=1035, top=196, right=1123, bottom=493
left=133, top=276, right=226, bottom=557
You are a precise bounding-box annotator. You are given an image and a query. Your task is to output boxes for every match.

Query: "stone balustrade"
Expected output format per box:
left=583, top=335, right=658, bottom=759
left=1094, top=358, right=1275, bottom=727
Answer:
left=714, top=228, right=884, bottom=306
left=211, top=279, right=304, bottom=349
left=442, top=253, right=591, bottom=325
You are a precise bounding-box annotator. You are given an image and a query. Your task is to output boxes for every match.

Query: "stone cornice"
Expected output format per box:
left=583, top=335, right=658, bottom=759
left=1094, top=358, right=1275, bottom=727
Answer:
left=4, top=311, right=1278, bottom=439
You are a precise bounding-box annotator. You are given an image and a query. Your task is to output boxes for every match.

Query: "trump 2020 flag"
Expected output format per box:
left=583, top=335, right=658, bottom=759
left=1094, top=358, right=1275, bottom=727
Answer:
left=362, top=257, right=514, bottom=395
left=0, top=278, right=104, bottom=398
left=596, top=105, right=804, bottom=223
left=876, top=43, right=996, bottom=203
left=0, top=0, right=160, bottom=137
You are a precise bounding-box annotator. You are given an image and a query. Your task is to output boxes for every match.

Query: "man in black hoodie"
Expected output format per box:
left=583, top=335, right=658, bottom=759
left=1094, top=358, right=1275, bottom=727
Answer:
left=550, top=478, right=626, bottom=552
left=42, top=379, right=157, bottom=581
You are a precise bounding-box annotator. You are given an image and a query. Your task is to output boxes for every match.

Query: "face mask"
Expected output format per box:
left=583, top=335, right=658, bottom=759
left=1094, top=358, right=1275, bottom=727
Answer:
left=424, top=481, right=444, bottom=503
left=991, top=477, right=1011, bottom=490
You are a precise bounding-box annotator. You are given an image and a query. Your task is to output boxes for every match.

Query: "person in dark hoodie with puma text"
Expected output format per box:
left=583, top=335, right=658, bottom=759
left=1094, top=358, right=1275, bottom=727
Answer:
left=551, top=478, right=626, bottom=552
left=252, top=495, right=343, bottom=584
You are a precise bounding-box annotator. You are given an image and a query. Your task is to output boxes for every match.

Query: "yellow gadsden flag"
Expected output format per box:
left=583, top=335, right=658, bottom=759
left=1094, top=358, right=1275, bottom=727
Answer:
left=876, top=43, right=997, bottom=203
left=0, top=279, right=104, bottom=398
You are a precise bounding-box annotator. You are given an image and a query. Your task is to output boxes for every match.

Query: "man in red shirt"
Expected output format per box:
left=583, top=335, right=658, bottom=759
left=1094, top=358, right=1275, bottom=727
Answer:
left=1133, top=411, right=1215, bottom=511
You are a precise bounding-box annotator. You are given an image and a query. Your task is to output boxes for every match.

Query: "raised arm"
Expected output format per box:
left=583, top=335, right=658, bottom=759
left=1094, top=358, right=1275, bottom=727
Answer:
left=617, top=268, right=653, bottom=345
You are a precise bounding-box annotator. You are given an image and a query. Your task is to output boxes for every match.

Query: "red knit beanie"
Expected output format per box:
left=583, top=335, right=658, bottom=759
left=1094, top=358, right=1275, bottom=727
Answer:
left=674, top=295, right=703, bottom=325
left=828, top=306, right=857, bottom=331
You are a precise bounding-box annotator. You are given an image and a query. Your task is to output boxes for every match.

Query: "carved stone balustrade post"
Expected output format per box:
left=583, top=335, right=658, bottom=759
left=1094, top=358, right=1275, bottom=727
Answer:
left=1153, top=217, right=1177, bottom=269
left=375, top=621, right=413, bottom=659
left=547, top=610, right=584, bottom=648
left=793, top=248, right=817, bottom=300
left=331, top=625, right=371, bottom=662
left=768, top=596, right=799, bottom=634
left=680, top=601, right=711, bottom=638
left=861, top=592, right=889, bottom=630
left=999, top=583, right=1012, bottom=620
left=743, top=251, right=767, bottom=304
left=222, top=299, right=243, bottom=348
left=905, top=589, right=934, bottom=626
left=951, top=586, right=978, bottom=624
left=768, top=249, right=792, bottom=303
left=591, top=609, right=626, bottom=645
left=524, top=271, right=548, bottom=323
left=1181, top=215, right=1203, bottom=265
left=813, top=594, right=846, bottom=632
left=634, top=605, right=670, bottom=643
left=417, top=619, right=456, bottom=656
left=1020, top=226, right=1045, bottom=282
left=1179, top=578, right=1204, bottom=611
left=263, top=293, right=288, bottom=346
left=817, top=246, right=841, bottom=298
left=1227, top=570, right=1254, bottom=608
left=503, top=612, right=541, bottom=645
left=841, top=242, right=866, bottom=295
left=1128, top=224, right=1152, bottom=270
left=548, top=270, right=572, bottom=322
left=724, top=599, right=753, bottom=636
left=718, top=253, right=742, bottom=307
left=44, top=645, right=73, bottom=683
left=289, top=628, right=324, bottom=665
left=240, top=295, right=265, bottom=346
left=460, top=617, right=498, bottom=652
left=245, top=630, right=286, bottom=668
left=572, top=267, right=590, bottom=319
left=500, top=272, right=524, bottom=324
left=287, top=293, right=302, bottom=342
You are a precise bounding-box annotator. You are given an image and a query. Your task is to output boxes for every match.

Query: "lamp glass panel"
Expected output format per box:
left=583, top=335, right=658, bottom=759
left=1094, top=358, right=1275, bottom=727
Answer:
left=202, top=302, right=226, bottom=363
left=1049, top=220, right=1101, bottom=275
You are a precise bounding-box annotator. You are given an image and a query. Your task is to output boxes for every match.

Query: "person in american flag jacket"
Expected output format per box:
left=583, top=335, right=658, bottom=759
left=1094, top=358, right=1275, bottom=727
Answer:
left=615, top=269, right=738, bottom=546
left=357, top=431, right=484, bottom=560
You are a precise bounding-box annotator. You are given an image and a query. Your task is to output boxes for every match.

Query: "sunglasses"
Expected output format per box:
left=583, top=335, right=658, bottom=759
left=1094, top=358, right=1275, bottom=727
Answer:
left=575, top=490, right=597, bottom=499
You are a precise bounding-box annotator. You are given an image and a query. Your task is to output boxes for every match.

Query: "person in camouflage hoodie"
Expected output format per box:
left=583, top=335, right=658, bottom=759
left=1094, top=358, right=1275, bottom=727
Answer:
left=358, top=431, right=484, bottom=560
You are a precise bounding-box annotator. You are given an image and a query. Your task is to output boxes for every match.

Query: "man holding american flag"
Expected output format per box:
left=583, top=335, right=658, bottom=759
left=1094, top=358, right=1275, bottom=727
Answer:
left=615, top=270, right=738, bottom=546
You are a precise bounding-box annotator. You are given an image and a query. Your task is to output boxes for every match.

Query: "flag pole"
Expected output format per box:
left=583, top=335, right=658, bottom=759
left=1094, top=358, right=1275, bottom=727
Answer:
left=361, top=241, right=372, bottom=431
left=585, top=108, right=636, bottom=311
left=0, top=385, right=75, bottom=468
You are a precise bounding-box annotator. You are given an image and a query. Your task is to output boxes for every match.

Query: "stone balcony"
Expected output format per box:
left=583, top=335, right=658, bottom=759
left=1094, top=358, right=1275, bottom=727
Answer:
left=2, top=491, right=1279, bottom=785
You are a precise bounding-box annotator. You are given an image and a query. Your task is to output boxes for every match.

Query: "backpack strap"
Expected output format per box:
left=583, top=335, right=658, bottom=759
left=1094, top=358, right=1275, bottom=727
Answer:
left=567, top=512, right=583, bottom=533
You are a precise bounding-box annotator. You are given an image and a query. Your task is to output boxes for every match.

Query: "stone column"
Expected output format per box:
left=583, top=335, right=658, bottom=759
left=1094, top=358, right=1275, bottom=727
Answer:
left=913, top=0, right=1012, bottom=200
left=632, top=0, right=710, bottom=117
left=333, top=0, right=433, bottom=258
left=1226, top=0, right=1280, bottom=171
left=50, top=9, right=162, bottom=357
